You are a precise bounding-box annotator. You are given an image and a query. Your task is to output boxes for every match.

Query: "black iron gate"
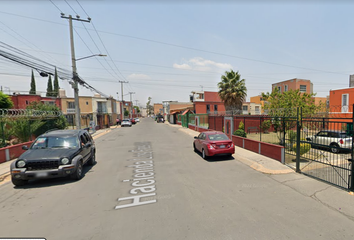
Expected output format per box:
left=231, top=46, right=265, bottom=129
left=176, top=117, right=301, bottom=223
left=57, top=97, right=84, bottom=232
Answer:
left=283, top=107, right=354, bottom=191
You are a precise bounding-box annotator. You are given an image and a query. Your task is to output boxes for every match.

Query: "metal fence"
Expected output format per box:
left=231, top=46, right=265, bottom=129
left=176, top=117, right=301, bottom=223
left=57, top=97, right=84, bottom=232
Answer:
left=207, top=106, right=354, bottom=191
left=0, top=109, right=65, bottom=147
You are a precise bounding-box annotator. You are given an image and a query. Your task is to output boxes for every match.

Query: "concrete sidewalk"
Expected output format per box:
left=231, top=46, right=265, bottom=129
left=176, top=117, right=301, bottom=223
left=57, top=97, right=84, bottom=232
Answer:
left=0, top=126, right=116, bottom=182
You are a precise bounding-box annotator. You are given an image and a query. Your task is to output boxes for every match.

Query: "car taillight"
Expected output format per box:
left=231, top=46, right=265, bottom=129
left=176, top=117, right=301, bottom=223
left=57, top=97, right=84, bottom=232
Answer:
left=339, top=139, right=344, bottom=144
left=208, top=144, right=215, bottom=149
left=228, top=143, right=234, bottom=148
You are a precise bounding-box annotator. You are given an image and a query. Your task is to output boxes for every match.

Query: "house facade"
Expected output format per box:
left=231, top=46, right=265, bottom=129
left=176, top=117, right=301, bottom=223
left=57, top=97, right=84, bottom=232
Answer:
left=11, top=94, right=61, bottom=109
left=272, top=78, right=313, bottom=94
left=192, top=91, right=226, bottom=114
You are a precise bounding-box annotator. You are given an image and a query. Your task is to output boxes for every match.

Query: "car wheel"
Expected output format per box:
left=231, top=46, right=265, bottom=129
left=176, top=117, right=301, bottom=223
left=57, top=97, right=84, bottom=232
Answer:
left=330, top=143, right=340, bottom=153
left=88, top=151, right=96, bottom=166
left=193, top=143, right=197, bottom=152
left=202, top=149, right=208, bottom=159
left=71, top=160, right=83, bottom=180
left=11, top=178, right=28, bottom=187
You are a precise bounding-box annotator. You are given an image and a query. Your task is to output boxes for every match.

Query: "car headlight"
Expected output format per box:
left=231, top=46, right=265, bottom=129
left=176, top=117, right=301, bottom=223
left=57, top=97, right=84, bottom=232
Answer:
left=16, top=160, right=26, bottom=168
left=61, top=158, right=70, bottom=165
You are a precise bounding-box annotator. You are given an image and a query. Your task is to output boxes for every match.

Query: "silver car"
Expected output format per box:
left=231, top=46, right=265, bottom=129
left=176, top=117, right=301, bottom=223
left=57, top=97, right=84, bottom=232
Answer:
left=306, top=130, right=352, bottom=153
left=121, top=119, right=132, bottom=127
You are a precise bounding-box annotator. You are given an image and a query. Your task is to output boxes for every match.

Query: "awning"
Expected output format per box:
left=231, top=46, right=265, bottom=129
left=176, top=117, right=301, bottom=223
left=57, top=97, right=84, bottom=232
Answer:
left=170, top=111, right=178, bottom=115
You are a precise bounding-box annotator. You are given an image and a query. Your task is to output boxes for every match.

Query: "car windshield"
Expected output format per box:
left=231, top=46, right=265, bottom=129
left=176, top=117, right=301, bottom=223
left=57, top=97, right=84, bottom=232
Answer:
left=208, top=134, right=229, bottom=141
left=31, top=136, right=79, bottom=149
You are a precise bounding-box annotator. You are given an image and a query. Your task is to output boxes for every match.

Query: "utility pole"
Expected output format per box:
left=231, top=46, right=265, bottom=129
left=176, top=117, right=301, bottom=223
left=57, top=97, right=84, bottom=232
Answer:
left=61, top=14, right=90, bottom=130
left=119, top=81, right=129, bottom=120
left=129, top=92, right=135, bottom=118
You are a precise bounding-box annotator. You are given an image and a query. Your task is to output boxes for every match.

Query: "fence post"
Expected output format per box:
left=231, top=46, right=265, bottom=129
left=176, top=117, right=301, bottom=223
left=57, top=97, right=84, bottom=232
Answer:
left=350, top=104, right=354, bottom=191
left=296, top=107, right=301, bottom=173
left=260, top=116, right=262, bottom=142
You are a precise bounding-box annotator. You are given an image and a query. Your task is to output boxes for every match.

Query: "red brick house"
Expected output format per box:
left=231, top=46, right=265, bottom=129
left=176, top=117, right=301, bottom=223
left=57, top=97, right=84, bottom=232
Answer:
left=192, top=91, right=226, bottom=114
left=11, top=94, right=61, bottom=109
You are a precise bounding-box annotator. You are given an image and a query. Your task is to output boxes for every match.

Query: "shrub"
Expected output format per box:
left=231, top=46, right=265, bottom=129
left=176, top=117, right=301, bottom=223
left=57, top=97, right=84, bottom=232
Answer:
left=292, top=143, right=311, bottom=155
left=238, top=121, right=244, bottom=131
left=287, top=130, right=297, bottom=145
left=234, top=129, right=247, bottom=138
left=260, top=120, right=271, bottom=132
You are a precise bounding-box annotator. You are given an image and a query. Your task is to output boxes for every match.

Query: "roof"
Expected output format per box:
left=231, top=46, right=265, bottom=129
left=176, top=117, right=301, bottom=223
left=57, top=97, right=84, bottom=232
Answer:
left=181, top=109, right=190, bottom=115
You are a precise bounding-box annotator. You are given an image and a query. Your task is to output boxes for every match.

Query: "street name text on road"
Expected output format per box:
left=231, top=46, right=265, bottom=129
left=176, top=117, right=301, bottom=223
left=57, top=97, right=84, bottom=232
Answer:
left=115, top=142, right=157, bottom=210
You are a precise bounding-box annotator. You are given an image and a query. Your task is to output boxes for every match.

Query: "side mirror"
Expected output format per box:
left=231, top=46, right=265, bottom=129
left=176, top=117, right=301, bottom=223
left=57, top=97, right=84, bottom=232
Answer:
left=194, top=136, right=198, bottom=139
left=22, top=145, right=29, bottom=150
left=85, top=143, right=92, bottom=148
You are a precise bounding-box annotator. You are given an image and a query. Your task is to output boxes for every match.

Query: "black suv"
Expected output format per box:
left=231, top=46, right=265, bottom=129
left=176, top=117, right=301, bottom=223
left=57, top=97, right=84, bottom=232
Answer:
left=10, top=129, right=96, bottom=186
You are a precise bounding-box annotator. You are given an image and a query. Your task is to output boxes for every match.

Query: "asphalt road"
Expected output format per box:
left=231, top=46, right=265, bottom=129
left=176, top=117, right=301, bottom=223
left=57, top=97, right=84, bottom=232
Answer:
left=0, top=118, right=354, bottom=240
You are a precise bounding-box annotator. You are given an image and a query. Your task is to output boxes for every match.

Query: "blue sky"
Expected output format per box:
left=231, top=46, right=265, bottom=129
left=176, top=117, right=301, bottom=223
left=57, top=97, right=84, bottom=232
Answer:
left=1, top=1, right=354, bottom=107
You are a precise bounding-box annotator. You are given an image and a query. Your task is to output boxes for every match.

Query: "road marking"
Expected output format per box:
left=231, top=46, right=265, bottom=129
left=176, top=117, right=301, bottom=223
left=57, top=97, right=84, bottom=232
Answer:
left=115, top=142, right=158, bottom=210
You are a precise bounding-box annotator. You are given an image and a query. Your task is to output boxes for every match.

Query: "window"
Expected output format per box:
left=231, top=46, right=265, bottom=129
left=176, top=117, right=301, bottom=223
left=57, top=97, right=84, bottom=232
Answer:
left=300, top=85, right=307, bottom=92
left=277, top=86, right=281, bottom=92
left=214, top=105, right=218, bottom=114
left=86, top=101, right=89, bottom=105
left=342, top=94, right=349, bottom=113
left=284, top=85, right=288, bottom=92
left=242, top=106, right=248, bottom=111
left=67, top=102, right=75, bottom=109
left=206, top=104, right=210, bottom=113
left=97, top=102, right=107, bottom=113
left=25, top=100, right=29, bottom=105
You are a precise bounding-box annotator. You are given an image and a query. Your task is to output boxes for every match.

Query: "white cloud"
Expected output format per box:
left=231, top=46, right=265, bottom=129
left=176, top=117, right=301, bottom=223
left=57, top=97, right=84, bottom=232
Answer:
left=173, top=57, right=232, bottom=71
left=127, top=74, right=151, bottom=80
left=173, top=63, right=192, bottom=69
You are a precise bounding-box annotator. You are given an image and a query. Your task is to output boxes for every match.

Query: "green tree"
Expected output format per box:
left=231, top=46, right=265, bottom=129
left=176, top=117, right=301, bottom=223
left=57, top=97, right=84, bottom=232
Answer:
left=0, top=91, right=14, bottom=109
left=124, top=110, right=129, bottom=117
left=262, top=88, right=323, bottom=117
left=262, top=88, right=324, bottom=144
left=46, top=76, right=54, bottom=97
left=26, top=101, right=68, bottom=136
left=146, top=97, right=153, bottom=115
left=29, top=69, right=36, bottom=95
left=133, top=106, right=141, bottom=113
left=9, top=117, right=44, bottom=143
left=53, top=68, right=60, bottom=97
left=217, top=70, right=247, bottom=113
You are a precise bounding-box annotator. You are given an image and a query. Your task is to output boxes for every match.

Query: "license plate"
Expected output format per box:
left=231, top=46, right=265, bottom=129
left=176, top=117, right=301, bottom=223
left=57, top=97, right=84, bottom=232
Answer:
left=36, top=172, right=48, bottom=177
left=219, top=145, right=225, bottom=148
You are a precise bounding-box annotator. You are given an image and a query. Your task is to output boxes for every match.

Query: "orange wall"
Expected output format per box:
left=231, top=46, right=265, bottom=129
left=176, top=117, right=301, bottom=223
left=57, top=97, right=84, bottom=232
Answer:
left=154, top=104, right=163, bottom=114
left=204, top=91, right=222, bottom=102
left=330, top=88, right=354, bottom=109
left=313, top=97, right=327, bottom=106
left=195, top=102, right=226, bottom=114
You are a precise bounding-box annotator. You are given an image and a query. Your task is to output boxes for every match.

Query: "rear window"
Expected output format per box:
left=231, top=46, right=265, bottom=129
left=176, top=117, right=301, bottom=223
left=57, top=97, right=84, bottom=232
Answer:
left=208, top=134, right=229, bottom=141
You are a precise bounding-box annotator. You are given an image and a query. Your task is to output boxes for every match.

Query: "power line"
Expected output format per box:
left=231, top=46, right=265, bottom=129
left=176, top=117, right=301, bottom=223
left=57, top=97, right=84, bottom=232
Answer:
left=0, top=10, right=351, bottom=76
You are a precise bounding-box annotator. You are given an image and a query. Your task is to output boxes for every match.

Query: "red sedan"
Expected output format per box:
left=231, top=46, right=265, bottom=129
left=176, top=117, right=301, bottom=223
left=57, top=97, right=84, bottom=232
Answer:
left=193, top=131, right=235, bottom=159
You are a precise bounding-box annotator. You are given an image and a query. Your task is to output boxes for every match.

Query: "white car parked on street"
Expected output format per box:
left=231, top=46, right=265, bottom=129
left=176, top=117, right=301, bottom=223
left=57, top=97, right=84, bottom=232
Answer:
left=121, top=119, right=132, bottom=127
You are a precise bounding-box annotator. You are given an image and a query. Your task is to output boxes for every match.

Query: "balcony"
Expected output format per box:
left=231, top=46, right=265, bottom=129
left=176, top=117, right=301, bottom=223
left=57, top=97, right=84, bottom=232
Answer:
left=243, top=110, right=248, bottom=115
left=67, top=109, right=75, bottom=114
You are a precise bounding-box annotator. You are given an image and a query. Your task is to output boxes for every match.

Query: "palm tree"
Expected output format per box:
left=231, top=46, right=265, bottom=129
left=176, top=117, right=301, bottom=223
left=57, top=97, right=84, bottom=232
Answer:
left=217, top=70, right=247, bottom=113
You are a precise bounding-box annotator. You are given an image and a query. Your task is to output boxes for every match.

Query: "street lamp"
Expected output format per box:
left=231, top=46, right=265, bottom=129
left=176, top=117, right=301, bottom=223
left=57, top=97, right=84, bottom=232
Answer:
left=76, top=54, right=107, bottom=61
left=71, top=53, right=106, bottom=129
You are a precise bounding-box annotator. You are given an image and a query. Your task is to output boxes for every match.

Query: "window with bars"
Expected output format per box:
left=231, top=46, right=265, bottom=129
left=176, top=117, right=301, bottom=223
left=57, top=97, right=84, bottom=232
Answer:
left=300, top=85, right=307, bottom=92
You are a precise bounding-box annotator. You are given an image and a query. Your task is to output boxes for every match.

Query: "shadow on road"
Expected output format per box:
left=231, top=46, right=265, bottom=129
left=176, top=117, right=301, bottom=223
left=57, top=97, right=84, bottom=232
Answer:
left=194, top=151, right=235, bottom=162
left=13, top=163, right=96, bottom=189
